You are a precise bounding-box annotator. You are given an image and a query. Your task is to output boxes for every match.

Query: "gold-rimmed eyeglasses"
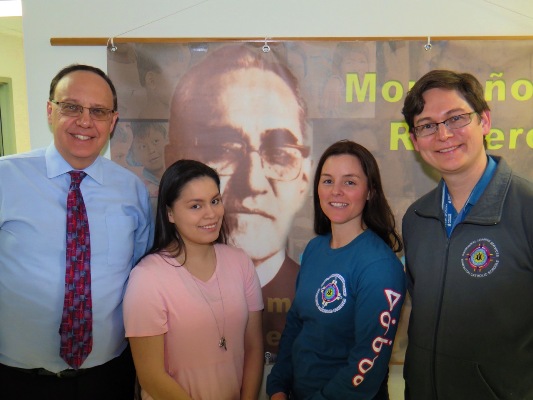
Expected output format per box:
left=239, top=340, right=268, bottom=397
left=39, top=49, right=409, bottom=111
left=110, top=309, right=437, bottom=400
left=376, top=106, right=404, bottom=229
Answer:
left=50, top=100, right=115, bottom=121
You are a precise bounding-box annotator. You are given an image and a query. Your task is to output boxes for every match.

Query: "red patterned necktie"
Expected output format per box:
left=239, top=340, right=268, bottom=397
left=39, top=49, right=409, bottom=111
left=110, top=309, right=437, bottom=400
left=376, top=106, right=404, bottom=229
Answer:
left=59, top=171, right=93, bottom=369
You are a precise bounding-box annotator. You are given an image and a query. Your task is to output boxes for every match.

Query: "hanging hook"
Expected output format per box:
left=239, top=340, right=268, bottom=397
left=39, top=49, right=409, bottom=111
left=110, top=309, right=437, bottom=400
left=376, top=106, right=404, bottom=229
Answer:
left=424, top=36, right=432, bottom=51
left=107, top=37, right=118, bottom=52
left=262, top=37, right=271, bottom=53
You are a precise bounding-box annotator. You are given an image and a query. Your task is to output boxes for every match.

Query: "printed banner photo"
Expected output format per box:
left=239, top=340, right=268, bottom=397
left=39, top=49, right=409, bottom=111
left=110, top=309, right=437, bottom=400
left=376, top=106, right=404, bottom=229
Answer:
left=108, top=39, right=533, bottom=365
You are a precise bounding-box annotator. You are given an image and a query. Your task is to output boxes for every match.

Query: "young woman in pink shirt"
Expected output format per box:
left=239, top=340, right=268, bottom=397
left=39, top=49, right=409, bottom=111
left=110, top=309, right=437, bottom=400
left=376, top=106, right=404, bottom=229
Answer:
left=124, top=159, right=264, bottom=400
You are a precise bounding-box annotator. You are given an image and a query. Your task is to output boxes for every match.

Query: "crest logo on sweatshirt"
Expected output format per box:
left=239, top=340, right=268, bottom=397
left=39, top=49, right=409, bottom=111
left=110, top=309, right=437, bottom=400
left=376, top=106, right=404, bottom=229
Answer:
left=315, top=273, right=347, bottom=313
left=461, top=238, right=500, bottom=278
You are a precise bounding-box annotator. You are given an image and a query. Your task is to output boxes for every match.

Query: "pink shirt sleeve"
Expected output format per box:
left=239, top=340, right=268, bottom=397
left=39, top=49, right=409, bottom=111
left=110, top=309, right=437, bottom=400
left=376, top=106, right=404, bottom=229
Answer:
left=241, top=250, right=264, bottom=313
left=123, top=254, right=169, bottom=338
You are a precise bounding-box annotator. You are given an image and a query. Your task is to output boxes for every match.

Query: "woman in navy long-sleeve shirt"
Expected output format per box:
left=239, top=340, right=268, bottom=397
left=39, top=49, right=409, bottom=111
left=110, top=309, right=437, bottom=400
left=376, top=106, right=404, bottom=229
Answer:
left=267, top=140, right=406, bottom=400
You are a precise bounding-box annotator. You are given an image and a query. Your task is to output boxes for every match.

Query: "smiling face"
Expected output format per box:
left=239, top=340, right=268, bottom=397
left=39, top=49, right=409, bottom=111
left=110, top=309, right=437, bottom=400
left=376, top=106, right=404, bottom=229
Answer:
left=318, top=154, right=369, bottom=233
left=167, top=176, right=225, bottom=248
left=411, top=88, right=491, bottom=181
left=47, top=70, right=118, bottom=170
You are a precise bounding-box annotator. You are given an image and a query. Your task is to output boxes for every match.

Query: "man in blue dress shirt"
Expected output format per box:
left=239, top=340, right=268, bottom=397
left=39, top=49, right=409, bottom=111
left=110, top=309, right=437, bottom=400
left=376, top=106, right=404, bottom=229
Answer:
left=0, top=64, right=153, bottom=400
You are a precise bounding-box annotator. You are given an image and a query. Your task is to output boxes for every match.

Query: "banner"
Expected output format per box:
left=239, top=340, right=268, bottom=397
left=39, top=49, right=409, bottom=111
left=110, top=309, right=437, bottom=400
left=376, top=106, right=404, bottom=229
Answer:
left=108, top=40, right=533, bottom=365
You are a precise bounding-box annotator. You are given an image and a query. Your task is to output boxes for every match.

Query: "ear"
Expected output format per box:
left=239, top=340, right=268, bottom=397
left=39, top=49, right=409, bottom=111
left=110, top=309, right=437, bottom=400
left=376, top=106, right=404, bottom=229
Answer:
left=479, top=110, right=491, bottom=136
left=46, top=101, right=53, bottom=124
left=145, top=71, right=157, bottom=89
left=167, top=207, right=175, bottom=224
left=410, top=132, right=420, bottom=152
left=109, top=112, right=119, bottom=135
left=298, top=158, right=311, bottom=196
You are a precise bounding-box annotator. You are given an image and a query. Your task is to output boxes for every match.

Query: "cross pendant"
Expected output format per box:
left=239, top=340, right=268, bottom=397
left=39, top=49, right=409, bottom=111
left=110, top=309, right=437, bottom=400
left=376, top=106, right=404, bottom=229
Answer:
left=219, top=336, right=227, bottom=350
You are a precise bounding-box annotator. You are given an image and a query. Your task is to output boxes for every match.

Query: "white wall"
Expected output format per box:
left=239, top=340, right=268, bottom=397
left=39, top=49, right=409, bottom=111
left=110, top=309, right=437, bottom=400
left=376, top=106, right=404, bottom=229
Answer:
left=22, top=0, right=533, bottom=149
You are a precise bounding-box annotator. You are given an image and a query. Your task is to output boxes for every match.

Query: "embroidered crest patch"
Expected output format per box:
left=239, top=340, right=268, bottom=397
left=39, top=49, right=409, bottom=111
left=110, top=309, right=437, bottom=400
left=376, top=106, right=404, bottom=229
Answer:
left=461, top=238, right=500, bottom=278
left=315, top=273, right=347, bottom=313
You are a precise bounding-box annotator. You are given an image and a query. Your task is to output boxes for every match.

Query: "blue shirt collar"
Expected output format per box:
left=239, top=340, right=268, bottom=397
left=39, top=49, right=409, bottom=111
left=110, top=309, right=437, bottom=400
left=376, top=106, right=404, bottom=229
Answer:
left=442, top=155, right=498, bottom=236
left=466, top=155, right=497, bottom=208
left=45, top=142, right=105, bottom=184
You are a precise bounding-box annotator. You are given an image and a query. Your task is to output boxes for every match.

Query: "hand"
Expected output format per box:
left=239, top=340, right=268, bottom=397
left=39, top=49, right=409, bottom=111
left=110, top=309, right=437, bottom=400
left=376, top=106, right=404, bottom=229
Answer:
left=270, top=393, right=288, bottom=400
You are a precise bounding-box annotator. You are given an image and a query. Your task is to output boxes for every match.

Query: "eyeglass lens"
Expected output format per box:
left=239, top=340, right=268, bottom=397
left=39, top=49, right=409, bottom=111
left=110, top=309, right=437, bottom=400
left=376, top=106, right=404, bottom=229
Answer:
left=201, top=142, right=305, bottom=181
left=415, top=112, right=474, bottom=137
left=54, top=102, right=113, bottom=121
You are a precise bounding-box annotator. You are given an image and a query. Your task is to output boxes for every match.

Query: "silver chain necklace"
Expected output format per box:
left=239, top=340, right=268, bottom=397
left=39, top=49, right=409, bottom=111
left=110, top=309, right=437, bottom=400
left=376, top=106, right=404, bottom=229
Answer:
left=185, top=266, right=227, bottom=351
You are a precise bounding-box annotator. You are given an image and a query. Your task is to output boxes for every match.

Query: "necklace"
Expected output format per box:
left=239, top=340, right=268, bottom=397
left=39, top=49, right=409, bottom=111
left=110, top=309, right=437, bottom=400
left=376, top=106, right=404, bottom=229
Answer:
left=185, top=264, right=227, bottom=351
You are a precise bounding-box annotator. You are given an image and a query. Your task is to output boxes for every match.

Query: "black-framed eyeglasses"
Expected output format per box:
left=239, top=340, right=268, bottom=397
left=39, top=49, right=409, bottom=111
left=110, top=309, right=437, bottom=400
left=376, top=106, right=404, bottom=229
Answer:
left=194, top=139, right=310, bottom=182
left=50, top=100, right=115, bottom=121
left=413, top=111, right=478, bottom=138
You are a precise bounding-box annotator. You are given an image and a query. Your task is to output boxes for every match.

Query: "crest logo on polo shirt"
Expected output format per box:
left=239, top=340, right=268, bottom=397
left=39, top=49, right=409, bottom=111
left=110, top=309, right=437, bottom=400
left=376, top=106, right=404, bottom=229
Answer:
left=461, top=238, right=500, bottom=278
left=315, top=273, right=347, bottom=313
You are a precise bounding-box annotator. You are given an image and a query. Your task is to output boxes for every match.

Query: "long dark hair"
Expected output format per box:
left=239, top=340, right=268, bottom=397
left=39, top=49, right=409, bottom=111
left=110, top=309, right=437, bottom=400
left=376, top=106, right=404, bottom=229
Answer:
left=148, top=159, right=229, bottom=262
left=313, top=140, right=402, bottom=252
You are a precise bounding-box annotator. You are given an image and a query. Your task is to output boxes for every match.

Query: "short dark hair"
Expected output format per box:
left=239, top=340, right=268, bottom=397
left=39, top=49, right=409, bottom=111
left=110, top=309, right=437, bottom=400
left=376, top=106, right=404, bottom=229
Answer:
left=313, top=140, right=402, bottom=252
left=402, top=69, right=489, bottom=132
left=148, top=159, right=229, bottom=263
left=49, top=64, right=118, bottom=111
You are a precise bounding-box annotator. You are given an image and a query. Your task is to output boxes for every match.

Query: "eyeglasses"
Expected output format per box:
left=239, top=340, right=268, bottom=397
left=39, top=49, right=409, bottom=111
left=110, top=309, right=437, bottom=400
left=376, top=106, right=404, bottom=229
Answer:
left=195, top=139, right=310, bottom=182
left=413, top=112, right=478, bottom=138
left=50, top=100, right=115, bottom=121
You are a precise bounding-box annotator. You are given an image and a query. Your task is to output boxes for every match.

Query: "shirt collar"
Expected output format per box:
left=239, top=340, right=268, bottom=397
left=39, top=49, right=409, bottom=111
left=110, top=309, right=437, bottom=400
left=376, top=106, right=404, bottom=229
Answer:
left=446, top=155, right=498, bottom=209
left=45, top=142, right=105, bottom=184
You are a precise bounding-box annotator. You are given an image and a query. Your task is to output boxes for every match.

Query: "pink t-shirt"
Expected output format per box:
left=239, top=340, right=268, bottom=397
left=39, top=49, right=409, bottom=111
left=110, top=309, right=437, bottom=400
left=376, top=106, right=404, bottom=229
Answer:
left=124, top=244, right=264, bottom=400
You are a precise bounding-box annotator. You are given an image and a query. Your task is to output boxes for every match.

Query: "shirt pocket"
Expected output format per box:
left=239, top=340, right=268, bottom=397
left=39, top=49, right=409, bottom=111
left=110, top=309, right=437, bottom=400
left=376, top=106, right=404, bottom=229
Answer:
left=106, top=215, right=136, bottom=266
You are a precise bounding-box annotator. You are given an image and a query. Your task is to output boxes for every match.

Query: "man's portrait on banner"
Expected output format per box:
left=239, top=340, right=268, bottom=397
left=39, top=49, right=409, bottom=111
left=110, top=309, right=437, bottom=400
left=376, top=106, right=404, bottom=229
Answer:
left=164, top=44, right=312, bottom=356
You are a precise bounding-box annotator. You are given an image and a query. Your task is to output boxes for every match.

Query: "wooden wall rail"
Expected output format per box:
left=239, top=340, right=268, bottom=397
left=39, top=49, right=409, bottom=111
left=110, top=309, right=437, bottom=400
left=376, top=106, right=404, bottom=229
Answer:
left=50, top=36, right=533, bottom=46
